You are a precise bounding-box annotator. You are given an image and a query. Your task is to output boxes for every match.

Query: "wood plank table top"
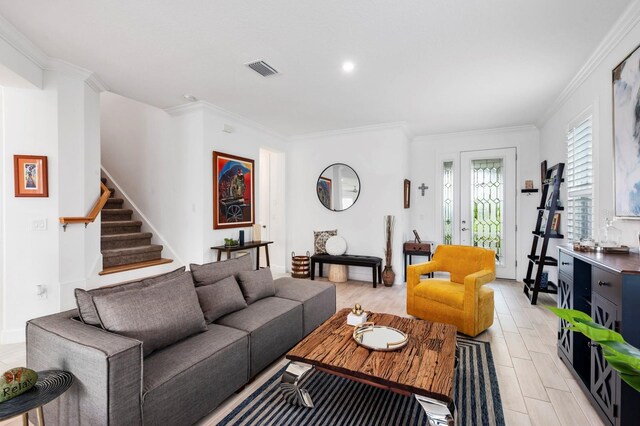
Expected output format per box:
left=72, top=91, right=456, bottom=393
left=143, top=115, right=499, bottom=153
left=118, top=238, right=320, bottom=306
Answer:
left=286, top=308, right=457, bottom=404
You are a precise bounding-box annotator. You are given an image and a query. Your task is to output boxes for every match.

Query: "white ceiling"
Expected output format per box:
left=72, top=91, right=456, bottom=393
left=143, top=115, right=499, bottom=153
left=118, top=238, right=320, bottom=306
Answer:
left=0, top=0, right=633, bottom=137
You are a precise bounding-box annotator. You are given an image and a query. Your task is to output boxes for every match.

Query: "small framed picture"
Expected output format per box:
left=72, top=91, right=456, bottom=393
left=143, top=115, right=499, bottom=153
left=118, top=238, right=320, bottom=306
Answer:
left=525, top=180, right=534, bottom=189
left=551, top=213, right=561, bottom=232
left=14, top=155, right=48, bottom=197
left=413, top=229, right=421, bottom=243
left=540, top=160, right=547, bottom=186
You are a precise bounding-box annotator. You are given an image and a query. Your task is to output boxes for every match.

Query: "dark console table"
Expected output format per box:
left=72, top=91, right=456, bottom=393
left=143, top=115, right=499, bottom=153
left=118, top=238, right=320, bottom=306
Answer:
left=557, top=246, right=640, bottom=426
left=403, top=241, right=432, bottom=282
left=211, top=240, right=273, bottom=270
left=310, top=254, right=382, bottom=288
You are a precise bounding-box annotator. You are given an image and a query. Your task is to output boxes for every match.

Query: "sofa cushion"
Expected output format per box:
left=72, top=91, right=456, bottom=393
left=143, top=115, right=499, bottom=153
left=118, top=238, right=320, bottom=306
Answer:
left=189, top=255, right=253, bottom=287
left=236, top=268, right=275, bottom=304
left=92, top=271, right=207, bottom=356
left=143, top=324, right=249, bottom=426
left=74, top=266, right=186, bottom=325
left=414, top=279, right=465, bottom=310
left=274, top=277, right=336, bottom=336
left=216, top=297, right=303, bottom=377
left=196, top=275, right=247, bottom=323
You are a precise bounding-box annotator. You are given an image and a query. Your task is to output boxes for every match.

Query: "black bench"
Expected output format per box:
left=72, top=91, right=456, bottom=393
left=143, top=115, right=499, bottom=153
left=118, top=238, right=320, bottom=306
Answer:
left=310, top=254, right=382, bottom=288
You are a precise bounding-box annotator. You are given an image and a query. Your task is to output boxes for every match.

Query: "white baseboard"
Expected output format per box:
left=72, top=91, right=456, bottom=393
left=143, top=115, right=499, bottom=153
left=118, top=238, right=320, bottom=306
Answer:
left=1, top=327, right=25, bottom=344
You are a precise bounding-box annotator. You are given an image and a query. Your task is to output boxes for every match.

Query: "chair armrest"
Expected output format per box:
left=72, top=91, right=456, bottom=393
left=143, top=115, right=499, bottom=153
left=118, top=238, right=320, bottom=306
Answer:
left=463, top=269, right=496, bottom=290
left=407, top=261, right=440, bottom=290
left=27, top=310, right=143, bottom=426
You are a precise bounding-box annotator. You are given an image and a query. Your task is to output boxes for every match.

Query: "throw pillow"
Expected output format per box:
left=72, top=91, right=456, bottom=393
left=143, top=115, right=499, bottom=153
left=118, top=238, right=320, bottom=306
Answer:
left=195, top=275, right=247, bottom=323
left=75, top=266, right=186, bottom=325
left=92, top=271, right=207, bottom=357
left=313, top=229, right=337, bottom=254
left=189, top=254, right=253, bottom=287
left=236, top=268, right=275, bottom=304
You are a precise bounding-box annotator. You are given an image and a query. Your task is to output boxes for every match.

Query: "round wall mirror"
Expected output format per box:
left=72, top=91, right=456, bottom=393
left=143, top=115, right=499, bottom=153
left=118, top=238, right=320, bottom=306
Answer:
left=316, top=163, right=360, bottom=211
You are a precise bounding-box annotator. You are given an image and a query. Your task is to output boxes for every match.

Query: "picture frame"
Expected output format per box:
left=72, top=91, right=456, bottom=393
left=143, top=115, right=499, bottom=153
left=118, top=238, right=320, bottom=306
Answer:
left=613, top=43, right=640, bottom=218
left=212, top=151, right=255, bottom=229
left=551, top=213, right=561, bottom=233
left=14, top=155, right=48, bottom=197
left=413, top=229, right=421, bottom=243
left=404, top=179, right=411, bottom=209
left=316, top=177, right=332, bottom=209
left=525, top=180, right=534, bottom=190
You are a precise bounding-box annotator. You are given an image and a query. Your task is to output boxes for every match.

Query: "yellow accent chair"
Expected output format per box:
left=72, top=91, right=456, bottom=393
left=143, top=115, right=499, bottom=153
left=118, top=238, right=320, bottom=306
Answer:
left=406, top=244, right=496, bottom=337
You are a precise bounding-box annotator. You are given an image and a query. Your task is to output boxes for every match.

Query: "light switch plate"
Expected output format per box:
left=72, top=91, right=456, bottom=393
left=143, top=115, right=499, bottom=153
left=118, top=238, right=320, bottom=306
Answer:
left=31, top=219, right=47, bottom=231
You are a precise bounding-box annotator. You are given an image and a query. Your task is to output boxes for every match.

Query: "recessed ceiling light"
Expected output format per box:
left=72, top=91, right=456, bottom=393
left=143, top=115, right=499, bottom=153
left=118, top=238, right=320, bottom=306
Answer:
left=183, top=94, right=198, bottom=102
left=342, top=61, right=355, bottom=73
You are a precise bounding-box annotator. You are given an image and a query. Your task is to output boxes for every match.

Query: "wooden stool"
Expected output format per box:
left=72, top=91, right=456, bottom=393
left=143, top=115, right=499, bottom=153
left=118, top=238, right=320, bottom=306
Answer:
left=328, top=264, right=348, bottom=283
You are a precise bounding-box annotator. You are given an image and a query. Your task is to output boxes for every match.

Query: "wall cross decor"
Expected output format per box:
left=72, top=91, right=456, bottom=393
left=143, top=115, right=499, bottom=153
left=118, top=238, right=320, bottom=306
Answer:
left=418, top=183, right=428, bottom=196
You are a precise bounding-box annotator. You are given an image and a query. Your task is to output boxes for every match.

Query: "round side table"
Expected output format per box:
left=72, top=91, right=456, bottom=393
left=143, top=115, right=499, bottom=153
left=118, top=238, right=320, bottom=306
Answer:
left=0, top=370, right=73, bottom=426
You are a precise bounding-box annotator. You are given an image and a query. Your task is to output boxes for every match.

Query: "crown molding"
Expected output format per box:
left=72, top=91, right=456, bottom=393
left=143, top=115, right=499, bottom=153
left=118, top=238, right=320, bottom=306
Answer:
left=0, top=13, right=48, bottom=69
left=289, top=121, right=411, bottom=142
left=165, top=101, right=287, bottom=141
left=538, top=0, right=640, bottom=126
left=413, top=124, right=538, bottom=142
left=46, top=58, right=109, bottom=92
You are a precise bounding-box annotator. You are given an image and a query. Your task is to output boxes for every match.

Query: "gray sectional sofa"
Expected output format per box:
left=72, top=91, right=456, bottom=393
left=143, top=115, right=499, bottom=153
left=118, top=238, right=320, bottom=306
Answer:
left=26, top=256, right=336, bottom=426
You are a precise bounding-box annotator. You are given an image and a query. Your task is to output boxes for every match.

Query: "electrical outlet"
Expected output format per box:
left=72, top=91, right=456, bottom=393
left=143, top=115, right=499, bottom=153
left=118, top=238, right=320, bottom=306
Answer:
left=31, top=219, right=47, bottom=231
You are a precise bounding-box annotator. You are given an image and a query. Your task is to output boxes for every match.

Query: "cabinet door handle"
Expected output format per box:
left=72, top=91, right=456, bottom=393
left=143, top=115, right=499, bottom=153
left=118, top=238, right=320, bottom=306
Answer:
left=561, top=262, right=571, bottom=265
left=598, top=280, right=609, bottom=287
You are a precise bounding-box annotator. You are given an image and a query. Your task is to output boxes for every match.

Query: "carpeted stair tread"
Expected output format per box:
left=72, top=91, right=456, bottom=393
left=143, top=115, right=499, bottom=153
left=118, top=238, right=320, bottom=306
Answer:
left=101, top=244, right=163, bottom=268
left=102, top=244, right=163, bottom=258
left=101, top=220, right=142, bottom=227
left=101, top=208, right=134, bottom=221
left=108, top=187, right=115, bottom=198
left=101, top=232, right=153, bottom=250
left=101, top=232, right=153, bottom=241
left=101, top=208, right=133, bottom=214
left=100, top=177, right=107, bottom=184
left=105, top=198, right=124, bottom=208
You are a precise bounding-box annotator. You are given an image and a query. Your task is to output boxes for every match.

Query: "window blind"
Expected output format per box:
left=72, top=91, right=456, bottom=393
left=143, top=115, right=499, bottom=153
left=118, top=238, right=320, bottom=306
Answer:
left=566, top=116, right=593, bottom=241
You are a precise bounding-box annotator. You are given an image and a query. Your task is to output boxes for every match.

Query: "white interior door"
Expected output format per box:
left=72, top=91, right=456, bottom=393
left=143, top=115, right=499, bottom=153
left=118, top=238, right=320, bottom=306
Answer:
left=460, top=148, right=516, bottom=279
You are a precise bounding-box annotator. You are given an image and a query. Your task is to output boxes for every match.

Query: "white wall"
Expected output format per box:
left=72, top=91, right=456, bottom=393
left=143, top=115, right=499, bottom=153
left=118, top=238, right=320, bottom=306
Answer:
left=1, top=68, right=101, bottom=343
left=287, top=125, right=411, bottom=284
left=539, top=4, right=640, bottom=274
left=411, top=126, right=541, bottom=280
left=101, top=94, right=288, bottom=271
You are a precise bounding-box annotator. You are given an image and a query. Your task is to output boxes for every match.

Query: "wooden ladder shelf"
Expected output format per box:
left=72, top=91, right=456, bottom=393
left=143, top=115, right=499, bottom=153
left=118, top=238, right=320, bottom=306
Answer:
left=523, top=162, right=565, bottom=304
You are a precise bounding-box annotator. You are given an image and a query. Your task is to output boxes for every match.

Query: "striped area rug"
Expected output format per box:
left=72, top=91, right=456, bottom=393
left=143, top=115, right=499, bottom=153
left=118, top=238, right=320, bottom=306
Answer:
left=218, top=336, right=504, bottom=425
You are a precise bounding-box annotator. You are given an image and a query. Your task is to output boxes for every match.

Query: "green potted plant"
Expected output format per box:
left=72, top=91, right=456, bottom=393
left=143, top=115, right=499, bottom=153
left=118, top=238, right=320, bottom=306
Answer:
left=548, top=307, right=640, bottom=392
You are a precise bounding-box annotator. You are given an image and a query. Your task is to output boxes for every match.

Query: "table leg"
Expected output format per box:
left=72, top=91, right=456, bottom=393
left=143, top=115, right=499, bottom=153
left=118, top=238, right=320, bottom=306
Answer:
left=377, top=264, right=382, bottom=286
left=404, top=253, right=407, bottom=283
left=256, top=248, right=260, bottom=270
left=281, top=362, right=314, bottom=408
left=319, top=263, right=323, bottom=278
left=21, top=413, right=28, bottom=426
left=265, top=244, right=271, bottom=267
left=217, top=250, right=222, bottom=261
left=310, top=260, right=315, bottom=280
left=415, top=395, right=456, bottom=426
left=37, top=406, right=45, bottom=426
left=226, top=250, right=232, bottom=260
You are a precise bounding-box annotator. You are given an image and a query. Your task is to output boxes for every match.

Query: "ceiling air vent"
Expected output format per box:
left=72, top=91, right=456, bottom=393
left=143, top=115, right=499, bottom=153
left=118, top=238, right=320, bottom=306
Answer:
left=245, top=60, right=279, bottom=77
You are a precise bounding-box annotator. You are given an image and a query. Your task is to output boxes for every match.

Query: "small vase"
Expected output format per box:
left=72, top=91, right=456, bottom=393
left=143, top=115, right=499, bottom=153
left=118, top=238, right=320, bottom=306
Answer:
left=382, top=266, right=395, bottom=287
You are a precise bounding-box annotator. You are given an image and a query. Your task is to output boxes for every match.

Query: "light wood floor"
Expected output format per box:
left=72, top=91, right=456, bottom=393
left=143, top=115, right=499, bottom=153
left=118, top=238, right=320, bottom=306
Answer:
left=0, top=278, right=604, bottom=426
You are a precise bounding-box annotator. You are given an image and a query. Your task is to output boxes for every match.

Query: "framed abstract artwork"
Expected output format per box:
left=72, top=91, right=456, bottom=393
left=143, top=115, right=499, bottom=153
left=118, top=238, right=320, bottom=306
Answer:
left=212, top=151, right=255, bottom=229
left=613, top=44, right=640, bottom=217
left=316, top=177, right=332, bottom=210
left=14, top=155, right=48, bottom=197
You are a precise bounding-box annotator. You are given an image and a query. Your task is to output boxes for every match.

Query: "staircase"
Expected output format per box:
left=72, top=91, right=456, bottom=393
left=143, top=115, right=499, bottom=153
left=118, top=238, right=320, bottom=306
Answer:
left=99, top=177, right=172, bottom=275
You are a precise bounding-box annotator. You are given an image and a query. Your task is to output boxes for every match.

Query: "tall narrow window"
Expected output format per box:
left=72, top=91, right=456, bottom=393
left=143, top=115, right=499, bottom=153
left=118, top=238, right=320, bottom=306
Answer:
left=566, top=116, right=593, bottom=241
left=443, top=161, right=454, bottom=244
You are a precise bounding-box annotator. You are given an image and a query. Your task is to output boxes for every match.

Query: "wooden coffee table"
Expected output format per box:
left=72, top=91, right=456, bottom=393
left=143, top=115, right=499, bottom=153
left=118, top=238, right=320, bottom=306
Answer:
left=282, top=308, right=458, bottom=426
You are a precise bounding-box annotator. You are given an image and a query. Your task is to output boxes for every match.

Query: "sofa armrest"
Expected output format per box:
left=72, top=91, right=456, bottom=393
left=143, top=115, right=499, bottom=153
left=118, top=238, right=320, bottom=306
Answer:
left=27, top=310, right=143, bottom=426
